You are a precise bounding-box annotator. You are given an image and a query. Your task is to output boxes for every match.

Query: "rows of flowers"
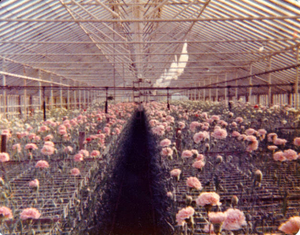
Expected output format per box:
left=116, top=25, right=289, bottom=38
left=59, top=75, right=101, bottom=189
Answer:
left=0, top=102, right=135, bottom=233
left=144, top=100, right=300, bottom=234
left=0, top=99, right=300, bottom=234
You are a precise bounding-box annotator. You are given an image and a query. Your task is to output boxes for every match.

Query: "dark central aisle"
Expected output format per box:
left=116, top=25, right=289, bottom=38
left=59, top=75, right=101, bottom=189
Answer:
left=111, top=111, right=156, bottom=234
left=95, top=109, right=171, bottom=235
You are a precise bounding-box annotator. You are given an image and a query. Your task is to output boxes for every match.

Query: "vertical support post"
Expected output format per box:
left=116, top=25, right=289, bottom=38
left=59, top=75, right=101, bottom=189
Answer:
left=83, top=90, right=87, bottom=108
left=2, top=73, right=6, bottom=119
left=79, top=132, right=85, bottom=150
left=225, top=73, right=228, bottom=104
left=249, top=64, right=253, bottom=104
left=295, top=45, right=299, bottom=109
left=235, top=72, right=238, bottom=101
left=268, top=57, right=272, bottom=106
left=39, top=80, right=43, bottom=111
left=67, top=86, right=70, bottom=109
left=289, top=83, right=294, bottom=105
left=167, top=87, right=170, bottom=110
left=29, top=96, right=33, bottom=116
left=209, top=77, right=212, bottom=101
left=1, top=135, right=7, bottom=153
left=78, top=83, right=81, bottom=109
left=43, top=86, right=46, bottom=121
left=228, top=85, right=232, bottom=111
left=74, top=81, right=77, bottom=109
left=59, top=78, right=63, bottom=108
left=198, top=82, right=201, bottom=100
left=216, top=76, right=219, bottom=101
left=203, top=80, right=206, bottom=101
left=50, top=75, right=53, bottom=109
left=105, top=87, right=108, bottom=114
left=24, top=79, right=27, bottom=118
left=18, top=95, right=22, bottom=117
left=38, top=71, right=43, bottom=114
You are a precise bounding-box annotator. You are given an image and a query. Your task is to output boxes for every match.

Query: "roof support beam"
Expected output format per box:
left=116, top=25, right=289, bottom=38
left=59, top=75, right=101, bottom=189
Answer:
left=0, top=71, right=70, bottom=86
left=0, top=15, right=298, bottom=23
left=0, top=56, right=79, bottom=86
left=0, top=51, right=277, bottom=56
left=0, top=38, right=295, bottom=45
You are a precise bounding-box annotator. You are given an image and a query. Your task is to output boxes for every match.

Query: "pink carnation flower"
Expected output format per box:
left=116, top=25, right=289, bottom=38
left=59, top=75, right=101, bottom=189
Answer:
left=178, top=121, right=185, bottom=129
left=211, top=128, right=227, bottom=140
left=160, top=138, right=171, bottom=147
left=222, top=208, right=247, bottom=231
left=79, top=149, right=89, bottom=157
left=196, top=154, right=205, bottom=161
left=267, top=133, right=278, bottom=142
left=235, top=117, right=243, bottom=124
left=59, top=129, right=67, bottom=135
left=28, top=133, right=36, bottom=140
left=245, top=136, right=259, bottom=152
left=104, top=127, right=110, bottom=135
left=176, top=206, right=195, bottom=226
left=192, top=160, right=205, bottom=169
left=267, top=145, right=278, bottom=151
left=293, top=137, right=300, bottom=146
left=273, top=151, right=286, bottom=162
left=91, top=150, right=100, bottom=157
left=186, top=177, right=202, bottom=190
left=279, top=216, right=300, bottom=235
left=231, top=122, right=237, bottom=128
left=283, top=149, right=298, bottom=161
left=170, top=169, right=181, bottom=177
left=64, top=146, right=73, bottom=153
left=12, top=143, right=22, bottom=153
left=0, top=152, right=10, bottom=162
left=29, top=179, right=39, bottom=188
left=166, top=115, right=174, bottom=123
left=273, top=138, right=287, bottom=146
left=20, top=208, right=41, bottom=220
left=161, top=147, right=173, bottom=157
left=211, top=115, right=220, bottom=121
left=209, top=212, right=227, bottom=224
left=245, top=128, right=257, bottom=135
left=39, top=126, right=49, bottom=132
left=25, top=143, right=38, bottom=151
left=237, top=134, right=247, bottom=141
left=74, top=153, right=84, bottom=162
left=181, top=150, right=193, bottom=159
left=44, top=141, right=54, bottom=147
left=70, top=168, right=80, bottom=176
left=190, top=121, right=201, bottom=132
left=193, top=131, right=209, bottom=144
left=41, top=145, right=55, bottom=155
left=0, top=206, right=13, bottom=219
left=257, top=129, right=267, bottom=136
left=44, top=134, right=53, bottom=141
left=35, top=160, right=49, bottom=169
left=149, top=119, right=158, bottom=127
left=218, top=120, right=228, bottom=127
left=196, top=192, right=221, bottom=207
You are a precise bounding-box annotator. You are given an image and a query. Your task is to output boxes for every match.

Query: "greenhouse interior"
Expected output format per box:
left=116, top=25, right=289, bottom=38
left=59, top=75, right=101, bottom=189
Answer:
left=0, top=0, right=300, bottom=234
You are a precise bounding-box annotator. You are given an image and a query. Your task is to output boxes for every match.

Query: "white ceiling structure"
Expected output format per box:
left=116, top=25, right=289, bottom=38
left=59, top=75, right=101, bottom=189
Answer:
left=0, top=0, right=300, bottom=98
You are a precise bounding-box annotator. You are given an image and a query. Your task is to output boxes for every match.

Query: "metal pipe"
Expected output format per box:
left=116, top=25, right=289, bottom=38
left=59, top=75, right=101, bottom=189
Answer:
left=0, top=15, right=298, bottom=23
left=0, top=38, right=293, bottom=45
